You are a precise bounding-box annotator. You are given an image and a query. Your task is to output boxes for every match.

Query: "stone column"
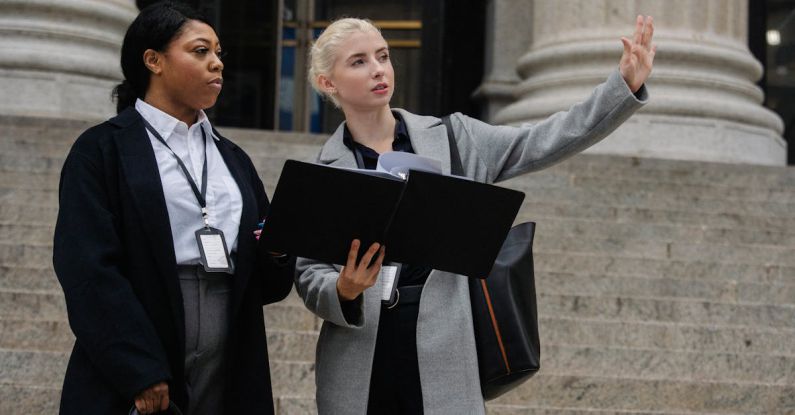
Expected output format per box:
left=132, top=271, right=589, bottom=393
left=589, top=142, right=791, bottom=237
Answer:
left=474, top=0, right=534, bottom=121
left=0, top=0, right=137, bottom=121
left=492, top=0, right=787, bottom=166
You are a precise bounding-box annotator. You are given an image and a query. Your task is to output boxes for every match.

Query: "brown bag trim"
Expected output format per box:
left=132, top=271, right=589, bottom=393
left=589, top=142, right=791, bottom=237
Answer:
left=480, top=279, right=511, bottom=373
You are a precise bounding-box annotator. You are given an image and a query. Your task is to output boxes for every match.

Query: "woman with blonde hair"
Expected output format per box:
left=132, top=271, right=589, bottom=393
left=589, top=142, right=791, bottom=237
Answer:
left=296, top=16, right=655, bottom=414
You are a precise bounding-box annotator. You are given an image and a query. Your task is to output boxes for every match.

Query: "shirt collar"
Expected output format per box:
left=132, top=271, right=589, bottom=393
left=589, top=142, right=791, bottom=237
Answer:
left=134, top=98, right=219, bottom=142
left=342, top=111, right=410, bottom=151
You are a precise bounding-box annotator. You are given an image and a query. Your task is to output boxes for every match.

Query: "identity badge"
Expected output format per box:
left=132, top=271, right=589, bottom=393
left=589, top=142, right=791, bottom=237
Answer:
left=195, top=227, right=234, bottom=273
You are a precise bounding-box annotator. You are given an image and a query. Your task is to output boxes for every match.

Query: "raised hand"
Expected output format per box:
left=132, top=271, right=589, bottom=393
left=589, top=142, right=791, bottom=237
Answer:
left=620, top=15, right=657, bottom=93
left=337, top=239, right=386, bottom=301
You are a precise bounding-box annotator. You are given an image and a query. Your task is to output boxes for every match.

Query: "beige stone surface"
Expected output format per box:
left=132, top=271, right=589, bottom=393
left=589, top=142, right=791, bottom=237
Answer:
left=0, top=0, right=137, bottom=120
left=490, top=0, right=787, bottom=165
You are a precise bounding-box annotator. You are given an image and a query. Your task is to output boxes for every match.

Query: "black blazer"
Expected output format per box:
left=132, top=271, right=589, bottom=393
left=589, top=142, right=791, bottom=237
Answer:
left=53, top=107, right=294, bottom=414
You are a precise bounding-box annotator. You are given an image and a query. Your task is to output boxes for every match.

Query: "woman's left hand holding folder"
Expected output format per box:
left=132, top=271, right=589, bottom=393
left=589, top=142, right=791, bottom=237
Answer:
left=337, top=239, right=386, bottom=301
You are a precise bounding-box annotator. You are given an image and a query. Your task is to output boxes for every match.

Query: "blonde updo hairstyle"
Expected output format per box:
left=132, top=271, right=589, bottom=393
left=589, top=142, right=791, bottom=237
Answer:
left=308, top=18, right=382, bottom=107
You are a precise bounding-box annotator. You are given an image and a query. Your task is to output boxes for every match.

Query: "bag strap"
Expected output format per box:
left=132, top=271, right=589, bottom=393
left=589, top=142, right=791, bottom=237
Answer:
left=441, top=115, right=464, bottom=176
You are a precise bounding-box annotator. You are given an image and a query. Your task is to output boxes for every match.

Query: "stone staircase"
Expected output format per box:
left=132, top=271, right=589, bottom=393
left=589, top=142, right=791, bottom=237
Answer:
left=1, top=114, right=794, bottom=414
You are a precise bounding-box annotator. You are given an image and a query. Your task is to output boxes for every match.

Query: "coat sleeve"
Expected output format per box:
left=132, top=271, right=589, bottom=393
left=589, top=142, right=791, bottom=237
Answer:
left=294, top=257, right=364, bottom=328
left=53, top=148, right=171, bottom=401
left=451, top=69, right=648, bottom=183
left=242, top=150, right=296, bottom=305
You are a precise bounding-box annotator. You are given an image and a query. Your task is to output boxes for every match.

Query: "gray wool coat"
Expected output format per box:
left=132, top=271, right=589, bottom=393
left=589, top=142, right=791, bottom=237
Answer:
left=295, top=69, right=648, bottom=414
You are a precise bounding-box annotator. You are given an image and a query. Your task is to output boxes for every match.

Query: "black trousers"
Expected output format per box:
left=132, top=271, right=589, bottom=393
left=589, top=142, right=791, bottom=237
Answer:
left=367, top=302, right=424, bottom=414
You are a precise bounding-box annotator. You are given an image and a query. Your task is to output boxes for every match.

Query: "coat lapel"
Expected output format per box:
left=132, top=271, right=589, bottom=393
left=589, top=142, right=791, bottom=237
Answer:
left=317, top=109, right=452, bottom=173
left=317, top=123, right=357, bottom=168
left=110, top=108, right=185, bottom=344
left=394, top=109, right=452, bottom=175
left=211, top=130, right=258, bottom=316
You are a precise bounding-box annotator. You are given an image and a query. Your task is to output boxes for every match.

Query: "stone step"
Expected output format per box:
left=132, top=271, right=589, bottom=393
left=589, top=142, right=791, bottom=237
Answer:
left=249, top=160, right=795, bottom=207
left=0, top=319, right=73, bottom=352
left=5, top=288, right=793, bottom=332
left=477, top=155, right=792, bottom=190
left=532, top=217, right=795, bottom=246
left=3, top=183, right=795, bottom=230
left=535, top=252, right=795, bottom=286
left=521, top=201, right=795, bottom=230
left=2, top=148, right=792, bottom=206
left=0, top=349, right=66, bottom=387
left=0, top=203, right=57, bottom=224
left=3, top=351, right=793, bottom=414
left=2, top=373, right=790, bottom=415
left=571, top=175, right=793, bottom=204
left=4, top=166, right=795, bottom=215
left=0, top=242, right=52, bottom=268
left=4, top=304, right=795, bottom=358
left=2, top=246, right=793, bottom=296
left=6, top=257, right=792, bottom=308
left=281, top=398, right=776, bottom=415
left=0, top=291, right=66, bottom=320
left=4, top=192, right=793, bottom=236
left=0, top=171, right=58, bottom=191
left=4, top=230, right=794, bottom=272
left=0, top=223, right=54, bottom=245
left=485, top=404, right=752, bottom=415
left=0, top=188, right=57, bottom=206
left=541, top=344, right=795, bottom=385
left=275, top=396, right=317, bottom=415
left=491, top=373, right=795, bottom=414
left=0, top=153, right=65, bottom=175
left=541, top=316, right=795, bottom=357
left=2, top=117, right=793, bottom=183
left=533, top=236, right=795, bottom=267
left=539, top=292, right=795, bottom=328
left=266, top=332, right=795, bottom=385
left=3, top=143, right=791, bottom=203
left=503, top=182, right=795, bottom=217
left=268, top=360, right=795, bottom=414
left=551, top=155, right=795, bottom=189
left=0, top=265, right=58, bottom=292
left=275, top=392, right=782, bottom=415
left=537, top=271, right=795, bottom=306
left=247, top=154, right=795, bottom=193
left=0, top=139, right=72, bottom=156
left=0, top=382, right=60, bottom=415
left=5, top=217, right=794, bottom=257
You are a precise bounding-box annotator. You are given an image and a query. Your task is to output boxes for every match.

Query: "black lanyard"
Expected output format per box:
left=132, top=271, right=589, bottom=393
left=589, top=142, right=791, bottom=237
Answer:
left=142, top=119, right=211, bottom=228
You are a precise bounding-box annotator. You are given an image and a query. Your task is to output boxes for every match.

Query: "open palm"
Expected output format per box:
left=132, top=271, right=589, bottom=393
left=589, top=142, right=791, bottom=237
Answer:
left=620, top=15, right=656, bottom=93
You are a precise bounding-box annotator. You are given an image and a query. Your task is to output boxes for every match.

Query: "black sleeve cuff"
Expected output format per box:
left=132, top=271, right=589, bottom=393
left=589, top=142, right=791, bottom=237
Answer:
left=340, top=294, right=363, bottom=325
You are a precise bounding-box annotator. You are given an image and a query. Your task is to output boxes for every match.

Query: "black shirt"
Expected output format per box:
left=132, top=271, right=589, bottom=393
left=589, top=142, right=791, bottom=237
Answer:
left=342, top=112, right=432, bottom=287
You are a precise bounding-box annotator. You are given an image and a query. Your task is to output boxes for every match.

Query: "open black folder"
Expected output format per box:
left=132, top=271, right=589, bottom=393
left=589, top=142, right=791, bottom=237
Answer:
left=261, top=159, right=525, bottom=278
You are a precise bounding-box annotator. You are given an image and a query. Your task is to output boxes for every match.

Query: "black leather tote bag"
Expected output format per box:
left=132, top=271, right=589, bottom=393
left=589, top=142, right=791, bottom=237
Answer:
left=469, top=222, right=540, bottom=399
left=442, top=116, right=541, bottom=400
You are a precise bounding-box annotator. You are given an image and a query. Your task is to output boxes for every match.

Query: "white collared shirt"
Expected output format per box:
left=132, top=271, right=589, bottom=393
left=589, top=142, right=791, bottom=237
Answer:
left=135, top=99, right=243, bottom=265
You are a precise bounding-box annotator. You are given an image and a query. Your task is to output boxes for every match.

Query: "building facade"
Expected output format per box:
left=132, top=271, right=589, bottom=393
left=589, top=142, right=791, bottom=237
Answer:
left=0, top=0, right=791, bottom=165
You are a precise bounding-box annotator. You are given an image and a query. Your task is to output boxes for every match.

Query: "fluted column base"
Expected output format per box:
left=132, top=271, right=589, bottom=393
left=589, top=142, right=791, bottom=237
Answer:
left=587, top=114, right=787, bottom=166
left=493, top=0, right=786, bottom=166
left=0, top=0, right=137, bottom=121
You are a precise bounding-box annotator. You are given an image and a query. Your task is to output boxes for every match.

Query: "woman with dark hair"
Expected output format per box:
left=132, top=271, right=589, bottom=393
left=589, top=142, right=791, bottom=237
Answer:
left=53, top=2, right=294, bottom=414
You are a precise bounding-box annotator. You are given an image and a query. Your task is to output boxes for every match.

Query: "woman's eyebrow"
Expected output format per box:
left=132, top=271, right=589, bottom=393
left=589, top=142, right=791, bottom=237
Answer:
left=346, top=52, right=367, bottom=61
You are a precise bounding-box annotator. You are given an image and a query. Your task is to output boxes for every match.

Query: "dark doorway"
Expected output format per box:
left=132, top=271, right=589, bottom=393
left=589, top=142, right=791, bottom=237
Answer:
left=135, top=0, right=487, bottom=133
left=750, top=0, right=795, bottom=165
